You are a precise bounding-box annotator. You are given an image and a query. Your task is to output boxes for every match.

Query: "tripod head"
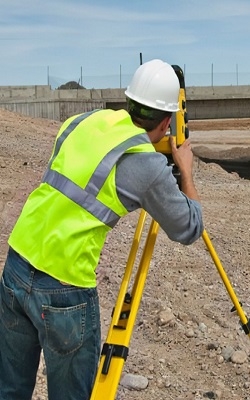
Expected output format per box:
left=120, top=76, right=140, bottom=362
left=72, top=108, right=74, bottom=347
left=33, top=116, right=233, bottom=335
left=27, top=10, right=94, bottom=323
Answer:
left=153, top=65, right=189, bottom=156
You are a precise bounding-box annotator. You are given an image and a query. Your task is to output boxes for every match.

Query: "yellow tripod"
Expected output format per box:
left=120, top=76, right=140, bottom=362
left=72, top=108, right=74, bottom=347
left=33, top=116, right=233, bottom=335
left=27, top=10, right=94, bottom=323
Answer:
left=90, top=66, right=250, bottom=400
left=90, top=210, right=159, bottom=400
left=90, top=211, right=250, bottom=400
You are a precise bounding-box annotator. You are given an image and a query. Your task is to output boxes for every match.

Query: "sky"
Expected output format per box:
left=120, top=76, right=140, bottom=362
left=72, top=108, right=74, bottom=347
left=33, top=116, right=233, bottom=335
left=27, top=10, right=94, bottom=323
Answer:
left=1, top=0, right=250, bottom=89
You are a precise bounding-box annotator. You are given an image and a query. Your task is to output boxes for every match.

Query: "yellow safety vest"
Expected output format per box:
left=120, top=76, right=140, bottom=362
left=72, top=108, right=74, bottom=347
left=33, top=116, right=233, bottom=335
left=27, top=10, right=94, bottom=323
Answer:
left=9, top=109, right=155, bottom=287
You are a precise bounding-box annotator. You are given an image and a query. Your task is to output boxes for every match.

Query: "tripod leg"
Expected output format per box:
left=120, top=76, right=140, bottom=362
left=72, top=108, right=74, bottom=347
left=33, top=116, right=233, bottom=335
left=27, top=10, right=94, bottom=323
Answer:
left=90, top=211, right=159, bottom=400
left=202, top=229, right=250, bottom=337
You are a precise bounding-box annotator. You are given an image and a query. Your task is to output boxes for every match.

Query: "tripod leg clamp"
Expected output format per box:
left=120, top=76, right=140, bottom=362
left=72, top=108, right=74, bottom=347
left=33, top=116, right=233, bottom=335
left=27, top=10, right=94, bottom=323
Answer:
left=101, top=343, right=129, bottom=375
left=241, top=319, right=250, bottom=335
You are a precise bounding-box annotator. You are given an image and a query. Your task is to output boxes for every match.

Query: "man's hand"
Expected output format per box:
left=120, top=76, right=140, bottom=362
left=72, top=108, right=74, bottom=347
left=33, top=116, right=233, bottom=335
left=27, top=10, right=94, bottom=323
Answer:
left=169, top=136, right=193, bottom=175
left=169, top=136, right=200, bottom=202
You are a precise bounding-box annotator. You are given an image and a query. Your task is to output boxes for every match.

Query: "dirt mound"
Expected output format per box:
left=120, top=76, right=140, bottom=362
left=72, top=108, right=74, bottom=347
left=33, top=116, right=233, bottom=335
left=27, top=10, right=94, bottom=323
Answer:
left=57, top=80, right=86, bottom=90
left=188, top=117, right=250, bottom=131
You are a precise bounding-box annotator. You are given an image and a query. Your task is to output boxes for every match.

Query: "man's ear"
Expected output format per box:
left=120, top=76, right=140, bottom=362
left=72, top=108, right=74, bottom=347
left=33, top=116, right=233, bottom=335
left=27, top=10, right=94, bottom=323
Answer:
left=160, top=116, right=171, bottom=132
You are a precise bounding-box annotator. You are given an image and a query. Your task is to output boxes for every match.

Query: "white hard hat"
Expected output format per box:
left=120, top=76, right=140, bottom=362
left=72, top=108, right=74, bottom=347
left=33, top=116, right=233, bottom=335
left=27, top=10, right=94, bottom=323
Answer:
left=125, top=59, right=180, bottom=112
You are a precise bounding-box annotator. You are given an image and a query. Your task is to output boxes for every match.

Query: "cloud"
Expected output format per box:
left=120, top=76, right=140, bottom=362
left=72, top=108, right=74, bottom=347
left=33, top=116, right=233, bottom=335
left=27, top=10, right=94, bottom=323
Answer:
left=1, top=0, right=250, bottom=87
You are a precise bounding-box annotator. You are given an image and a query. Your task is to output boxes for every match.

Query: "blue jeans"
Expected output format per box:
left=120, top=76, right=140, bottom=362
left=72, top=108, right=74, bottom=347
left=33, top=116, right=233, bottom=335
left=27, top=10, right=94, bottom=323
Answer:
left=0, top=247, right=101, bottom=400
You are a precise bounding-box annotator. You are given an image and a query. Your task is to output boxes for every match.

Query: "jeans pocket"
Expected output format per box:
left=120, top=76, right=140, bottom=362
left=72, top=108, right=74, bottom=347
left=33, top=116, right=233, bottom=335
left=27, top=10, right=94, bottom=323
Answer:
left=42, top=303, right=87, bottom=355
left=0, top=276, right=18, bottom=330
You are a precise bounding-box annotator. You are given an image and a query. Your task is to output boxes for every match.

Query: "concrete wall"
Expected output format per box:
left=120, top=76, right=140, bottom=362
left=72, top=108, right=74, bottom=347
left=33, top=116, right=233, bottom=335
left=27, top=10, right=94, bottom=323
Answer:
left=1, top=100, right=105, bottom=121
left=188, top=98, right=250, bottom=119
left=0, top=84, right=250, bottom=121
left=0, top=85, right=51, bottom=100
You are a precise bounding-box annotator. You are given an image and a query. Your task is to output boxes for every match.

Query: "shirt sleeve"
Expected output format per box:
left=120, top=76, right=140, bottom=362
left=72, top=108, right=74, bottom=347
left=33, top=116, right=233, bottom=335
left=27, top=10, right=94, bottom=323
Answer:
left=115, top=152, right=203, bottom=245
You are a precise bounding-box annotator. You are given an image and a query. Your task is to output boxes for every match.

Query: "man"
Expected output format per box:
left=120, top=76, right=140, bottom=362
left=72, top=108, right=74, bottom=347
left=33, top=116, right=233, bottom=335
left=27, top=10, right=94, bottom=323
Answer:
left=0, top=59, right=203, bottom=400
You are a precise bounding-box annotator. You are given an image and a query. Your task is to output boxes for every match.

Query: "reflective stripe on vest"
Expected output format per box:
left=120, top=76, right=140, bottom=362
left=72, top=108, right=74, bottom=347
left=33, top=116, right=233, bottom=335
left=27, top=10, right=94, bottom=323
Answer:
left=42, top=111, right=149, bottom=228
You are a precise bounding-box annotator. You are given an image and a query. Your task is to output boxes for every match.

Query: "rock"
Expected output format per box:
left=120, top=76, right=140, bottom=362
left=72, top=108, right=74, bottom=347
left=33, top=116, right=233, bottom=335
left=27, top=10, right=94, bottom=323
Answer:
left=230, top=350, right=248, bottom=364
left=119, top=373, right=148, bottom=390
left=157, top=309, right=175, bottom=326
left=217, top=355, right=224, bottom=364
left=185, top=328, right=195, bottom=338
left=199, top=322, right=207, bottom=332
left=203, top=391, right=217, bottom=399
left=221, top=346, right=234, bottom=361
left=207, top=342, right=219, bottom=350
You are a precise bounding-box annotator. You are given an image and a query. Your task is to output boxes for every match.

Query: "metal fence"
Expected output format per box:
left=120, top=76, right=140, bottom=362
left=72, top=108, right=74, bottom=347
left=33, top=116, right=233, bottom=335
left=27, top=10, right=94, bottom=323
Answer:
left=48, top=67, right=250, bottom=90
left=1, top=64, right=250, bottom=90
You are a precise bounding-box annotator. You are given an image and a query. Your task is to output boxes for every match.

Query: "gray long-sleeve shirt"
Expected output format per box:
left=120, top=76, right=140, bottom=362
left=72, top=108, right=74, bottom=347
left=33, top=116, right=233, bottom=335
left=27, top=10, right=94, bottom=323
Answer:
left=116, top=151, right=203, bottom=245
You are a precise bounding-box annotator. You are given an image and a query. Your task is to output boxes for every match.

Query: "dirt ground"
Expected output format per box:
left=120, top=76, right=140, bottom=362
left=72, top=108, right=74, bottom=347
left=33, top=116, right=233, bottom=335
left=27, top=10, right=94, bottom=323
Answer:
left=1, top=108, right=250, bottom=400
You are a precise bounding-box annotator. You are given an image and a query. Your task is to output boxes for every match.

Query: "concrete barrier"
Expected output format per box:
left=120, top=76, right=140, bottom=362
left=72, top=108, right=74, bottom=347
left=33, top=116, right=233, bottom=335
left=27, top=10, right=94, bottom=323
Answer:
left=0, top=85, right=250, bottom=121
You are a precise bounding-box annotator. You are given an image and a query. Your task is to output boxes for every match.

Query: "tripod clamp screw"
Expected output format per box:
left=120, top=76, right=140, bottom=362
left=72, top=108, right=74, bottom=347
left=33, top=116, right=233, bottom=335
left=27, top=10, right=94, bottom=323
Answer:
left=240, top=319, right=250, bottom=335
